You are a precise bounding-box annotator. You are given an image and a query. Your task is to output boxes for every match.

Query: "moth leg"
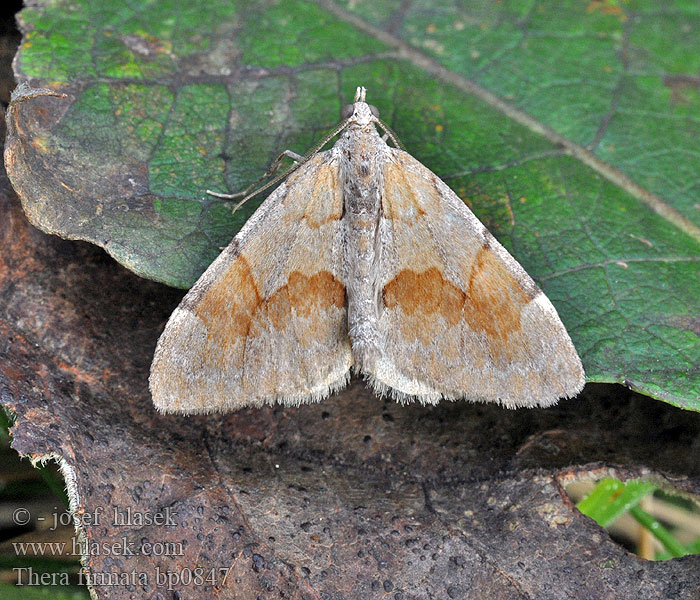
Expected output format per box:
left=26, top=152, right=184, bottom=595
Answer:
left=208, top=114, right=355, bottom=211
left=278, top=150, right=304, bottom=163
left=213, top=148, right=300, bottom=248
left=206, top=149, right=304, bottom=201
left=381, top=133, right=389, bottom=143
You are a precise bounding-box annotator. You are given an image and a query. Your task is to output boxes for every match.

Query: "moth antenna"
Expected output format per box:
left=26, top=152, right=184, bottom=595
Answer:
left=375, top=117, right=404, bottom=150
left=230, top=194, right=249, bottom=217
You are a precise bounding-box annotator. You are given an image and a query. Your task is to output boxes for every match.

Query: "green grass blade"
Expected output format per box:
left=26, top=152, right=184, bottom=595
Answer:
left=629, top=505, right=690, bottom=558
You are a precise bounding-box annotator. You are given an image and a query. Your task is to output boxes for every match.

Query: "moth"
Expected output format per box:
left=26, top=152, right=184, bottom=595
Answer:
left=150, top=86, right=584, bottom=413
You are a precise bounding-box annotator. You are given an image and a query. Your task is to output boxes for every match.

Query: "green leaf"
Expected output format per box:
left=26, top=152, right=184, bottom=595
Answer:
left=577, top=478, right=657, bottom=527
left=5, top=0, right=700, bottom=408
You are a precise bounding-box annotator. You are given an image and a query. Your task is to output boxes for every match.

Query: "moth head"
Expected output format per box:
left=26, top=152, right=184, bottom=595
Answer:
left=340, top=101, right=380, bottom=122
left=341, top=86, right=380, bottom=127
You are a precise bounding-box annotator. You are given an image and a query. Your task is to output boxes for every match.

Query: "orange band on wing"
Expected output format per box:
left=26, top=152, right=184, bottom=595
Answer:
left=383, top=245, right=533, bottom=348
left=258, top=270, right=345, bottom=336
